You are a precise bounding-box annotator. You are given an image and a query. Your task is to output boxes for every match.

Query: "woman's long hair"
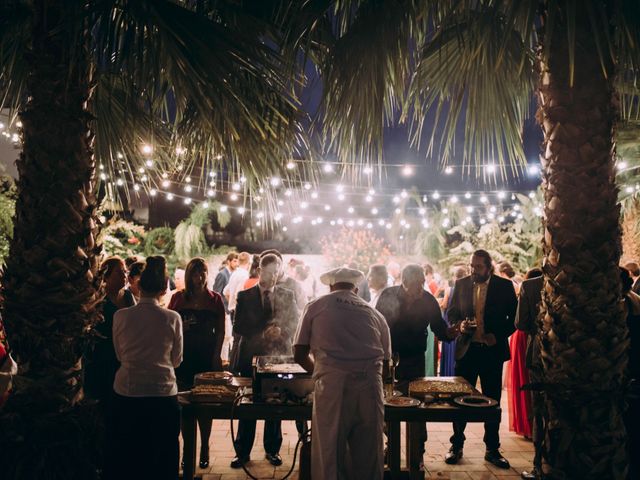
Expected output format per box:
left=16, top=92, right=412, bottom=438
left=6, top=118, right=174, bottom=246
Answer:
left=99, top=256, right=125, bottom=282
left=184, top=257, right=208, bottom=300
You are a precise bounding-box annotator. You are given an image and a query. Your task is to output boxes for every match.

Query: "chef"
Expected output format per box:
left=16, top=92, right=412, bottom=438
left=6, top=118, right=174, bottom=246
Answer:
left=293, top=267, right=392, bottom=480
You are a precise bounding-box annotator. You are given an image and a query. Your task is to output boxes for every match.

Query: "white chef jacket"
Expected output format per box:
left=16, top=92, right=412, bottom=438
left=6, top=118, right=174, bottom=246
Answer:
left=113, top=297, right=183, bottom=397
left=294, top=290, right=392, bottom=374
left=295, top=290, right=390, bottom=480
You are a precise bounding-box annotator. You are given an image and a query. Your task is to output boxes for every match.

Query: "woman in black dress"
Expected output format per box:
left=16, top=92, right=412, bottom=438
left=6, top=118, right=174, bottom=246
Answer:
left=84, top=256, right=135, bottom=404
left=168, top=257, right=225, bottom=468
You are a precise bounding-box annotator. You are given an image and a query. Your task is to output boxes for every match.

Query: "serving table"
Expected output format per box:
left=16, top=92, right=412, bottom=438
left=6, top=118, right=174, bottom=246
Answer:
left=179, top=376, right=500, bottom=480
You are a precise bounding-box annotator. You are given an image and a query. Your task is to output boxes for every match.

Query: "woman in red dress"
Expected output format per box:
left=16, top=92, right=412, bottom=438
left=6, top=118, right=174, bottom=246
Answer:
left=508, top=267, right=542, bottom=438
left=168, top=257, right=225, bottom=469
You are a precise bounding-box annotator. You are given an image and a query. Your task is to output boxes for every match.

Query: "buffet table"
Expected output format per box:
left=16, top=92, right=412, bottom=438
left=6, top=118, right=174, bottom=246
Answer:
left=180, top=376, right=500, bottom=480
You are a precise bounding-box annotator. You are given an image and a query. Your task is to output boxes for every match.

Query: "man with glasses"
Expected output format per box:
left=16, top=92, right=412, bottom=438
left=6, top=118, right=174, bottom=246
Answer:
left=444, top=250, right=517, bottom=470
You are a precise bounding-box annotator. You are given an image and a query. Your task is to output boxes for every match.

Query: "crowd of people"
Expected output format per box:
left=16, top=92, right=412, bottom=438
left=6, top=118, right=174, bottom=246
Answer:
left=1, top=248, right=636, bottom=480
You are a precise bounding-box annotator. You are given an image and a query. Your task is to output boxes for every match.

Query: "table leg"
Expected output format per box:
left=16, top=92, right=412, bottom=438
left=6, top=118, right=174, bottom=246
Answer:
left=387, top=420, right=401, bottom=479
left=407, top=422, right=425, bottom=480
left=181, top=407, right=197, bottom=480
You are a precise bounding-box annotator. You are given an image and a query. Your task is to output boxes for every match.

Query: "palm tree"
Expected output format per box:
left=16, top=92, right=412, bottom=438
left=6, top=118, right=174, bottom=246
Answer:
left=0, top=1, right=306, bottom=478
left=280, top=1, right=638, bottom=477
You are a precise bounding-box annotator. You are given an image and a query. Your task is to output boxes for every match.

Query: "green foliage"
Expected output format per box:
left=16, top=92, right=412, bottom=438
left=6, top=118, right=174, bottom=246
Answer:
left=413, top=191, right=544, bottom=275
left=143, top=227, right=175, bottom=257
left=100, top=219, right=146, bottom=258
left=320, top=228, right=392, bottom=271
left=0, top=193, right=15, bottom=267
left=174, top=202, right=230, bottom=263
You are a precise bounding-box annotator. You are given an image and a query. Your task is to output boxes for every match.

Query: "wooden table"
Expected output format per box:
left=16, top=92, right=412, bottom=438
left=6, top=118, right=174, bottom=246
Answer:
left=180, top=377, right=500, bottom=480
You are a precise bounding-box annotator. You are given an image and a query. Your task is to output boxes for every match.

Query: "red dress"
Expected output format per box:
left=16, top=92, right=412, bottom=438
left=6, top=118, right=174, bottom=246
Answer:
left=508, top=330, right=532, bottom=437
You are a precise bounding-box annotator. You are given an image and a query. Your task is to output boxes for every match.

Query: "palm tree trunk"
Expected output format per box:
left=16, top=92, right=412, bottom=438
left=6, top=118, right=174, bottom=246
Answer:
left=537, top=2, right=628, bottom=478
left=0, top=2, right=102, bottom=478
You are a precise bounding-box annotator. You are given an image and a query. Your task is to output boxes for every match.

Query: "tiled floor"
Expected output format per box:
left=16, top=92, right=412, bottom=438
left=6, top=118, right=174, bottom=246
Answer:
left=181, top=390, right=534, bottom=480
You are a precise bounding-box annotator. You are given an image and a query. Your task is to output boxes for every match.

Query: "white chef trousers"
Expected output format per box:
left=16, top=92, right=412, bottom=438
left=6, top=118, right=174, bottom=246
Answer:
left=311, top=366, right=384, bottom=480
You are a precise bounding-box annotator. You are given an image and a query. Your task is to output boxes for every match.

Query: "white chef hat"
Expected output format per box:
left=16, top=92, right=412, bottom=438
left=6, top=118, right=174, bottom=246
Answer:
left=319, top=267, right=364, bottom=286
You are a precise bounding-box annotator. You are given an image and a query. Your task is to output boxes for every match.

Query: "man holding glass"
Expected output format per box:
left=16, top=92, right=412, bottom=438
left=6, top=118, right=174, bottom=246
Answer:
left=444, top=250, right=518, bottom=469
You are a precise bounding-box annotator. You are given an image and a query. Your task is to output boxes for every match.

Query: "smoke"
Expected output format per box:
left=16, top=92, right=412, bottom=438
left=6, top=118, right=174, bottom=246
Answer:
left=262, top=281, right=302, bottom=356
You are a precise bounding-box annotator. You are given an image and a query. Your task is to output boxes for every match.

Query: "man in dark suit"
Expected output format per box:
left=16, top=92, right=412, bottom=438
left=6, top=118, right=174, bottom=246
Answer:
left=515, top=272, right=544, bottom=480
left=230, top=254, right=299, bottom=469
left=445, top=250, right=517, bottom=469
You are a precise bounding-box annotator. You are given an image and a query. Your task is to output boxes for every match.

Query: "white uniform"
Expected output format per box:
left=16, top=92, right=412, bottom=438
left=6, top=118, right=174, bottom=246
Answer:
left=294, top=290, right=392, bottom=480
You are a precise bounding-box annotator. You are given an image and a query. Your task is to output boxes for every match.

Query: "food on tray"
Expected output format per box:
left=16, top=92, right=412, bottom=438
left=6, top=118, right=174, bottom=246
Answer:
left=197, top=371, right=233, bottom=380
left=259, top=363, right=307, bottom=374
left=408, top=380, right=474, bottom=396
left=385, top=396, right=420, bottom=407
left=190, top=384, right=238, bottom=402
left=194, top=371, right=233, bottom=385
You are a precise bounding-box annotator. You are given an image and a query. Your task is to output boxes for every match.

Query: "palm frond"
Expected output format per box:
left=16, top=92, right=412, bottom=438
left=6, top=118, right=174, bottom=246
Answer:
left=91, top=73, right=174, bottom=202
left=406, top=4, right=535, bottom=180
left=91, top=0, right=311, bottom=188
left=317, top=0, right=415, bottom=175
left=0, top=2, right=31, bottom=120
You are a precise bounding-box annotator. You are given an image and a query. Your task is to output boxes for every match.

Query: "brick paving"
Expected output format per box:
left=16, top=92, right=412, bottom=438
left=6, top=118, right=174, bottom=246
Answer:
left=180, top=389, right=534, bottom=480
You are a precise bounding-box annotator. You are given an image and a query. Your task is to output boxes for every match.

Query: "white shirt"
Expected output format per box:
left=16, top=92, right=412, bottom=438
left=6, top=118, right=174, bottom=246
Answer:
left=369, top=288, right=384, bottom=308
left=224, top=266, right=250, bottom=312
left=294, top=290, right=391, bottom=375
left=113, top=297, right=183, bottom=397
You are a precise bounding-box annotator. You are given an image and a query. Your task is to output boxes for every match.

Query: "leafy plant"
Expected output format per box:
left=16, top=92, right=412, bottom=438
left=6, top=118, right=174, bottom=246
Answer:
left=0, top=193, right=15, bottom=267
left=174, top=202, right=230, bottom=263
left=99, top=219, right=146, bottom=259
left=320, top=228, right=392, bottom=271
left=143, top=227, right=175, bottom=257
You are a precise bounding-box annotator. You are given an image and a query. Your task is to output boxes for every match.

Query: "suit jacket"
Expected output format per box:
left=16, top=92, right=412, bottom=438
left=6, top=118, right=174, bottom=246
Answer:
left=375, top=286, right=450, bottom=357
left=515, top=276, right=544, bottom=370
left=231, top=284, right=299, bottom=375
left=447, top=274, right=517, bottom=362
left=213, top=267, right=232, bottom=312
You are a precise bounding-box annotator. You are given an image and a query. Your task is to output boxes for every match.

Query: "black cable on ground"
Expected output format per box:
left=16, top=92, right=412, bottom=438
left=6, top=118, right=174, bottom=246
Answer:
left=229, top=392, right=310, bottom=480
